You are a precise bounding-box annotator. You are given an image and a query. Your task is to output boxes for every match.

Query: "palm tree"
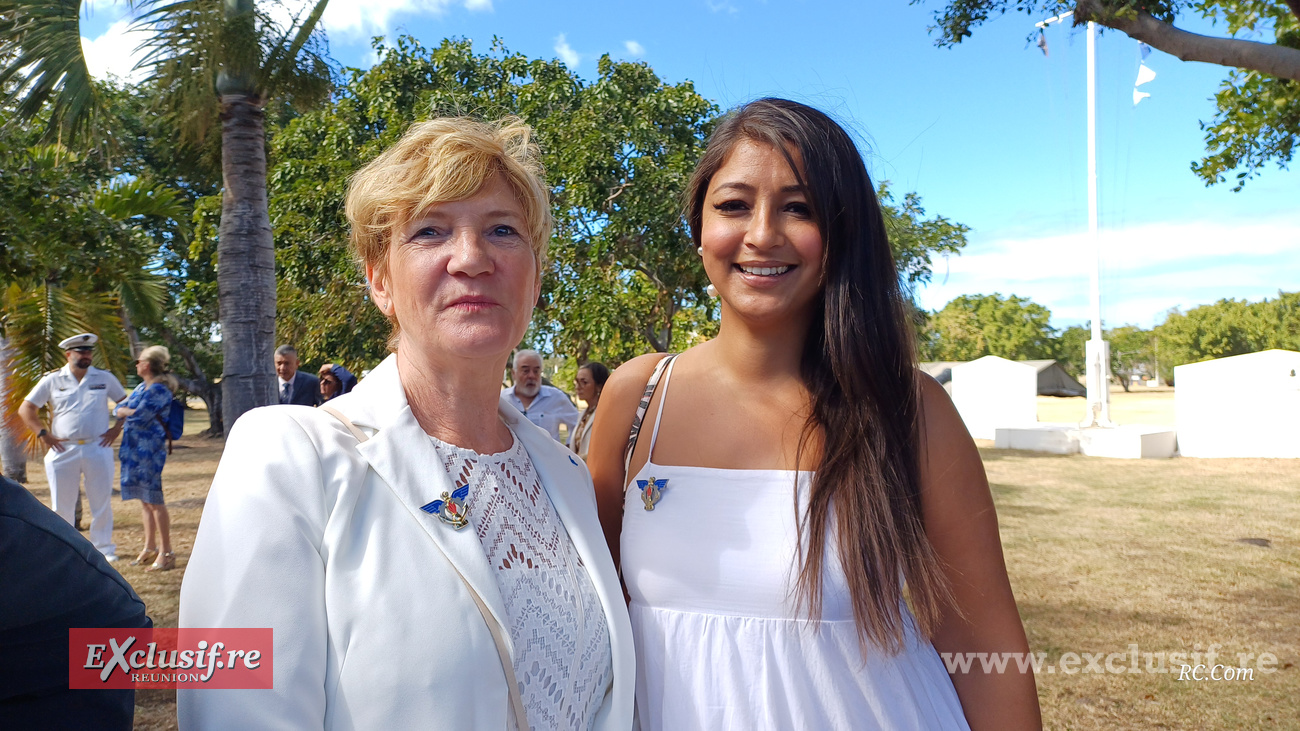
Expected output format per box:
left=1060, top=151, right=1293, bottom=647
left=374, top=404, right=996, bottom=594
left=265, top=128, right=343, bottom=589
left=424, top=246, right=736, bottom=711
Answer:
left=0, top=0, right=333, bottom=434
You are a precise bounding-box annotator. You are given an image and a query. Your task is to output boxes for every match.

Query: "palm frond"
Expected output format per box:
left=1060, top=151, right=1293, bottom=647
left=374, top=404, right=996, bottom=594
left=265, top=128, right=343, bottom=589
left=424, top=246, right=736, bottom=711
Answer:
left=116, top=268, right=169, bottom=328
left=66, top=280, right=132, bottom=377
left=0, top=0, right=102, bottom=141
left=24, top=141, right=81, bottom=167
left=94, top=176, right=188, bottom=223
left=2, top=281, right=91, bottom=454
left=1, top=280, right=131, bottom=455
left=258, top=0, right=333, bottom=108
left=131, top=0, right=225, bottom=144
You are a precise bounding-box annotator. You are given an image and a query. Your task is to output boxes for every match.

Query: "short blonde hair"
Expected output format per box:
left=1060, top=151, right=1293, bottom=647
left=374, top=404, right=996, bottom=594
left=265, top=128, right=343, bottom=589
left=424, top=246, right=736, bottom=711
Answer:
left=345, top=116, right=553, bottom=281
left=138, top=345, right=178, bottom=392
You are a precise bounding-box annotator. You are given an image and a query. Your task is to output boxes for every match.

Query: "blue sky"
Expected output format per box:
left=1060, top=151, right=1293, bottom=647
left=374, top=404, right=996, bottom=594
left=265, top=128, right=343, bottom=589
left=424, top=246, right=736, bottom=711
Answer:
left=80, top=0, right=1298, bottom=329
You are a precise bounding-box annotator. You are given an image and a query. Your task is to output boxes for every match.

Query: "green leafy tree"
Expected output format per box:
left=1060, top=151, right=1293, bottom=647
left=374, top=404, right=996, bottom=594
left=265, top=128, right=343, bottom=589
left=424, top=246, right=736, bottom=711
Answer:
left=921, top=0, right=1300, bottom=189
left=880, top=183, right=970, bottom=293
left=267, top=38, right=971, bottom=370
left=267, top=37, right=716, bottom=370
left=921, top=293, right=1060, bottom=361
left=1056, top=323, right=1090, bottom=377
left=1154, top=291, right=1300, bottom=380
left=98, top=80, right=228, bottom=434
left=1, top=0, right=335, bottom=434
left=0, top=136, right=181, bottom=472
left=1106, top=324, right=1155, bottom=390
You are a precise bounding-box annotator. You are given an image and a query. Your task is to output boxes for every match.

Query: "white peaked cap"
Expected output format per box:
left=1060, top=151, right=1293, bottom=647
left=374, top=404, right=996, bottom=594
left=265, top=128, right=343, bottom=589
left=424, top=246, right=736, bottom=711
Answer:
left=58, top=333, right=99, bottom=349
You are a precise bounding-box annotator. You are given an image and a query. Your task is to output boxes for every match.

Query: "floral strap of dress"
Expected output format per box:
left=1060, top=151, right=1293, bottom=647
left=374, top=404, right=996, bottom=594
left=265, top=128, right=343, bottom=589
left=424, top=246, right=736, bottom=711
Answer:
left=623, top=354, right=677, bottom=479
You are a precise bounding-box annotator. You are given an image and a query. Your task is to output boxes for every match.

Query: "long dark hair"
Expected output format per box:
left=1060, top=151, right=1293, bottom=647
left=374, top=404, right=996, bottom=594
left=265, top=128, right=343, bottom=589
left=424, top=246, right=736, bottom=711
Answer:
left=685, top=98, right=951, bottom=652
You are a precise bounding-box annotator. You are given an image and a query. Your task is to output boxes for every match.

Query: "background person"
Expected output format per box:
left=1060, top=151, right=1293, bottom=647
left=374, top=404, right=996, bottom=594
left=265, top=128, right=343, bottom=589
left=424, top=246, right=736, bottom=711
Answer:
left=179, top=117, right=633, bottom=729
left=568, top=362, right=609, bottom=461
left=274, top=344, right=321, bottom=406
left=317, top=363, right=358, bottom=402
left=502, top=349, right=579, bottom=442
left=114, top=346, right=179, bottom=572
left=588, top=99, right=1040, bottom=730
left=18, top=333, right=126, bottom=562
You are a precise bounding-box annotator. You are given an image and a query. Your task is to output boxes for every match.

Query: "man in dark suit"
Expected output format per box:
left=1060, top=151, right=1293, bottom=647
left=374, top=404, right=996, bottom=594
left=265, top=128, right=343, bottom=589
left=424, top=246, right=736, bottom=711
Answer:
left=274, top=345, right=321, bottom=406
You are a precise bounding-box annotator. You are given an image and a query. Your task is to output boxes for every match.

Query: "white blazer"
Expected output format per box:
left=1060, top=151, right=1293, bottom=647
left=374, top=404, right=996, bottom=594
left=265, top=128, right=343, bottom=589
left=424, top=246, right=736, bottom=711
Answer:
left=178, top=355, right=635, bottom=730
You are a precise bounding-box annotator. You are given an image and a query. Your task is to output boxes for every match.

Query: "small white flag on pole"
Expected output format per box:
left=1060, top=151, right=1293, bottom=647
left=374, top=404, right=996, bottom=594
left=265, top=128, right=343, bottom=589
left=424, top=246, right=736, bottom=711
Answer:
left=1133, top=42, right=1156, bottom=106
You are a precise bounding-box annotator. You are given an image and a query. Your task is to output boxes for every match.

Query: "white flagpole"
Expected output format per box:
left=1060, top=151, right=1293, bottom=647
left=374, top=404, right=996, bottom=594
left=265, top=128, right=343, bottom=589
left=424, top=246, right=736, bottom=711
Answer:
left=1037, top=11, right=1112, bottom=427
left=1084, top=20, right=1113, bottom=427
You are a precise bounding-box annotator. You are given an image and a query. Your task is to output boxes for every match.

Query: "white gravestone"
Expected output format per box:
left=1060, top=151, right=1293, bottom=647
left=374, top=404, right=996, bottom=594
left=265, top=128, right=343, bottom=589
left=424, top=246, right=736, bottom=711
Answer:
left=951, top=356, right=1038, bottom=440
left=1175, top=349, right=1300, bottom=458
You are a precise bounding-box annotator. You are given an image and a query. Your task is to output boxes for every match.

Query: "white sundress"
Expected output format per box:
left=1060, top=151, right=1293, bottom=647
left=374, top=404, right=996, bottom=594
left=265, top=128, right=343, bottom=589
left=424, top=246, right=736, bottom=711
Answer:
left=619, top=356, right=970, bottom=731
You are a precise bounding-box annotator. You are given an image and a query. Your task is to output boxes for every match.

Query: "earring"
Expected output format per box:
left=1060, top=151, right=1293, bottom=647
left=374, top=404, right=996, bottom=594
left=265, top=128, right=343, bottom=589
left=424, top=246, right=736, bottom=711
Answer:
left=697, top=247, right=704, bottom=256
left=706, top=284, right=718, bottom=298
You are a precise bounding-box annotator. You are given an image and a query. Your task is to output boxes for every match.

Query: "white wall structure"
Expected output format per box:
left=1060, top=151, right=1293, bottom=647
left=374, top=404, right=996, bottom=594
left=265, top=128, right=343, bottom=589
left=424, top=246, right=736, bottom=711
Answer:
left=1175, top=350, right=1300, bottom=458
left=951, top=356, right=1038, bottom=440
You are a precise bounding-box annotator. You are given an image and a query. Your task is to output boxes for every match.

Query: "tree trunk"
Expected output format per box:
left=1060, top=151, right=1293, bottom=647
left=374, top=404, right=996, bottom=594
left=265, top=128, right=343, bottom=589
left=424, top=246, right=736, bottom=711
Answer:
left=0, top=335, right=28, bottom=482
left=119, top=307, right=142, bottom=358
left=217, top=92, right=278, bottom=435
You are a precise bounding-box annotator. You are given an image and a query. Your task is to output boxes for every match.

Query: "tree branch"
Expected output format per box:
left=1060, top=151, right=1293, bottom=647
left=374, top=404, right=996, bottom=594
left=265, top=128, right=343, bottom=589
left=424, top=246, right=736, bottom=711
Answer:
left=1075, top=0, right=1300, bottom=81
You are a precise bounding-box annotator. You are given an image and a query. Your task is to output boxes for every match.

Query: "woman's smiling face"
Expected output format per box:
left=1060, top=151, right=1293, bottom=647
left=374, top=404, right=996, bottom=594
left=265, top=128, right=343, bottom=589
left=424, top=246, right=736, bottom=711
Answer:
left=699, top=138, right=824, bottom=329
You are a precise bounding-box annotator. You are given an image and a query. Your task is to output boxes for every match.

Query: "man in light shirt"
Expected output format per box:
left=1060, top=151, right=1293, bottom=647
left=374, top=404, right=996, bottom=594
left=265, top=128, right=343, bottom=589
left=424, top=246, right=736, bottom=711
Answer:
left=18, top=333, right=127, bottom=561
left=502, top=350, right=579, bottom=442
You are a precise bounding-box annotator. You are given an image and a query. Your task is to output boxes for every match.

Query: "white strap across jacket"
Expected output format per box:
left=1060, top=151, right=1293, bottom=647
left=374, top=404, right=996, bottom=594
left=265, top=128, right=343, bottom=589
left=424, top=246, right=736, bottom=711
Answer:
left=178, top=355, right=635, bottom=730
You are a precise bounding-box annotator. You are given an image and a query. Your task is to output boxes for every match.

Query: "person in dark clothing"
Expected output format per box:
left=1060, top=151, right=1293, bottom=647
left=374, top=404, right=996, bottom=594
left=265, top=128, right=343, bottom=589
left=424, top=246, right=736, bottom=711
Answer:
left=318, top=363, right=359, bottom=403
left=274, top=344, right=321, bottom=406
left=0, top=475, right=151, bottom=730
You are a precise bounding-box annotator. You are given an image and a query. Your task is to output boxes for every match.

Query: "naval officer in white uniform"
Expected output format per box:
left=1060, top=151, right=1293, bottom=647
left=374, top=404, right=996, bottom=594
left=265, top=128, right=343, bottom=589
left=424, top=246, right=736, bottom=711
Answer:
left=19, top=333, right=127, bottom=561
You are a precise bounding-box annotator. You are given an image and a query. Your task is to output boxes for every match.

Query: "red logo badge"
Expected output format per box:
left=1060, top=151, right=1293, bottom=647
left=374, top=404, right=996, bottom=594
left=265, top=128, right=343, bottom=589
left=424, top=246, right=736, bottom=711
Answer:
left=69, top=629, right=272, bottom=689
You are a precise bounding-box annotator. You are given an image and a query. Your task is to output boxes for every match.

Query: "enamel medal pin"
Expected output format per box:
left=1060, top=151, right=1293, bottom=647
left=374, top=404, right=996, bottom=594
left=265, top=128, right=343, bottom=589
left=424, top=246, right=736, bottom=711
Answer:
left=421, top=484, right=470, bottom=529
left=637, top=477, right=668, bottom=511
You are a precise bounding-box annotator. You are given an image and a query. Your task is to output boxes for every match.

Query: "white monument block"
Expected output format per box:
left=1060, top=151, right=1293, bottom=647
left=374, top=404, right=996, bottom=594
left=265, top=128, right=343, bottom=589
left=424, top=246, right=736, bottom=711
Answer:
left=995, top=423, right=1081, bottom=454
left=1077, top=425, right=1177, bottom=459
left=995, top=423, right=1176, bottom=458
left=951, top=356, right=1038, bottom=440
left=1175, top=349, right=1300, bottom=458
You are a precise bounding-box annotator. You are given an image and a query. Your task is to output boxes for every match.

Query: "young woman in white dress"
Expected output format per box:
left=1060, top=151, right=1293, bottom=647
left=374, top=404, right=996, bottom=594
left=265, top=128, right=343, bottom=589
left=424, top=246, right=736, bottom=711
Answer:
left=588, top=98, right=1041, bottom=730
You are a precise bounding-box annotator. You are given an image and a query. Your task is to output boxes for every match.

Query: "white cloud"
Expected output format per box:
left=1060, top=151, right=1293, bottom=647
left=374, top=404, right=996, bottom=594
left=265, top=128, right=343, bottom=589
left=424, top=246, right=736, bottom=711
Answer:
left=81, top=19, right=149, bottom=83
left=554, top=34, right=580, bottom=68
left=320, top=0, right=440, bottom=37
left=624, top=40, right=645, bottom=58
left=914, top=218, right=1300, bottom=328
left=316, top=0, right=485, bottom=39
left=707, top=0, right=739, bottom=13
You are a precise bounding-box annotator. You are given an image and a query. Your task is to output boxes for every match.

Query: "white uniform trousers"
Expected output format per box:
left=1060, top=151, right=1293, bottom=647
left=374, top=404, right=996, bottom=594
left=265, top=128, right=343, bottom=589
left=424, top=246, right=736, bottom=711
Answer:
left=45, top=442, right=116, bottom=556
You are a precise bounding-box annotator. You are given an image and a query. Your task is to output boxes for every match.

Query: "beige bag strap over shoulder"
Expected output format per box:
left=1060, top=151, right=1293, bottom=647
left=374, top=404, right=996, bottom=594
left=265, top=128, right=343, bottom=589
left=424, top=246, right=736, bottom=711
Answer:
left=318, top=404, right=530, bottom=730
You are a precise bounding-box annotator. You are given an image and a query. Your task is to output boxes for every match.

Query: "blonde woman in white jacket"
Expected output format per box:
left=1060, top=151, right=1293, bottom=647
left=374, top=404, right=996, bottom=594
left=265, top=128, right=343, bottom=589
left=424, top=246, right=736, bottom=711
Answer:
left=179, top=118, right=634, bottom=730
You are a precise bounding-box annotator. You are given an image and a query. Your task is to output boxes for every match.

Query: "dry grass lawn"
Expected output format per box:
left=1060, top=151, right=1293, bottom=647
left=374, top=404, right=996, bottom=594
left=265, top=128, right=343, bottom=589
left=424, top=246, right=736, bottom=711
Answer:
left=1037, top=386, right=1177, bottom=427
left=16, top=406, right=1297, bottom=729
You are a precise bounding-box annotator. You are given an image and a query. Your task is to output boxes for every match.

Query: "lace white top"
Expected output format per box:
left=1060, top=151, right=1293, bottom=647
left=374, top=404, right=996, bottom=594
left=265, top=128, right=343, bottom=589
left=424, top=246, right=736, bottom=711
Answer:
left=429, top=428, right=613, bottom=731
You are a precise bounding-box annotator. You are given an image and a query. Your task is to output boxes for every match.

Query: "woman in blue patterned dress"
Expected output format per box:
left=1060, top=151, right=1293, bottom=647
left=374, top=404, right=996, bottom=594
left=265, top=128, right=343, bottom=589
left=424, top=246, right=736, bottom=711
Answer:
left=115, top=345, right=178, bottom=571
